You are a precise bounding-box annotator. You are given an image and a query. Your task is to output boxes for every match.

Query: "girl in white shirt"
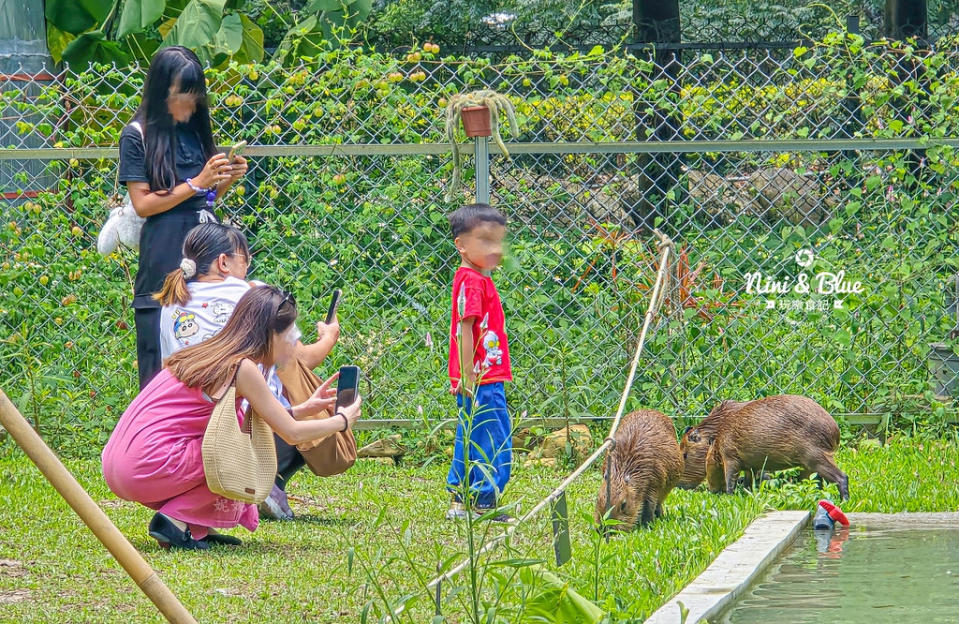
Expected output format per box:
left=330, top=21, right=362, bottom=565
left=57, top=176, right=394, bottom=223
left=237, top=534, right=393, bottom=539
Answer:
left=154, top=223, right=340, bottom=519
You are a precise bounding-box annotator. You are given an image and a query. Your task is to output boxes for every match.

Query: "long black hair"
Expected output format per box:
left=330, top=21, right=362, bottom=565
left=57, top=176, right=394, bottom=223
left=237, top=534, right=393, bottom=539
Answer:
left=134, top=46, right=216, bottom=192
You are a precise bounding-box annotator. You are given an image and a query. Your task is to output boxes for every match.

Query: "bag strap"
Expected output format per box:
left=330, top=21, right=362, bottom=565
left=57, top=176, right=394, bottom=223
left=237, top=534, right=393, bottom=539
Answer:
left=226, top=362, right=257, bottom=436
left=113, top=121, right=145, bottom=198
left=212, top=361, right=241, bottom=404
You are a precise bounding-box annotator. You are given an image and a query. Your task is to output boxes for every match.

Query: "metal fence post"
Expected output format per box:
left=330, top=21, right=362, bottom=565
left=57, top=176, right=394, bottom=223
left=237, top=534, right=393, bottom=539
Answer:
left=474, top=136, right=490, bottom=204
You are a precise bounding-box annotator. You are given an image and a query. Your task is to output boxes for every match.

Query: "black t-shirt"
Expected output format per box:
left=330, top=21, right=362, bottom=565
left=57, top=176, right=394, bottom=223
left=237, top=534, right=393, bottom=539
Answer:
left=118, top=121, right=218, bottom=308
left=118, top=122, right=209, bottom=210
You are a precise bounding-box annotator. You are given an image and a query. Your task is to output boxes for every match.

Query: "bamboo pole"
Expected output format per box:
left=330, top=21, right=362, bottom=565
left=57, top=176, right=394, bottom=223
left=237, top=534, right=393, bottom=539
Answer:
left=0, top=388, right=198, bottom=624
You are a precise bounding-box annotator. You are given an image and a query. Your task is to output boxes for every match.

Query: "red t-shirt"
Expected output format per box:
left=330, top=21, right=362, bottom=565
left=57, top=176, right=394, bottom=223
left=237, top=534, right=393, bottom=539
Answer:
left=448, top=266, right=512, bottom=388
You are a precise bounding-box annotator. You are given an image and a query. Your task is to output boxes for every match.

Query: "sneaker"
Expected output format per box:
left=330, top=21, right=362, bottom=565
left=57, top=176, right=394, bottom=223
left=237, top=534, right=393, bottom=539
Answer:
left=445, top=501, right=479, bottom=521
left=474, top=506, right=517, bottom=525
left=258, top=484, right=294, bottom=521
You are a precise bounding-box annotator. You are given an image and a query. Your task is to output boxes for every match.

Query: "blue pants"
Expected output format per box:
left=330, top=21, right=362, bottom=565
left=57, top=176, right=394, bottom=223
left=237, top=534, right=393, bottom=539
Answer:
left=446, top=382, right=512, bottom=508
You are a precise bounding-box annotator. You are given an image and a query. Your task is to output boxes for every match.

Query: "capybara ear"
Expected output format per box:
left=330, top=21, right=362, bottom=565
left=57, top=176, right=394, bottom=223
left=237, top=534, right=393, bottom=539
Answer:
left=682, top=425, right=693, bottom=435
left=687, top=428, right=700, bottom=442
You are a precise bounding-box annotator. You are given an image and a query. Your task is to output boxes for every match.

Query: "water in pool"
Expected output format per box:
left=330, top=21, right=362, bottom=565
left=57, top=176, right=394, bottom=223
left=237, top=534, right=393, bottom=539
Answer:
left=716, top=520, right=959, bottom=623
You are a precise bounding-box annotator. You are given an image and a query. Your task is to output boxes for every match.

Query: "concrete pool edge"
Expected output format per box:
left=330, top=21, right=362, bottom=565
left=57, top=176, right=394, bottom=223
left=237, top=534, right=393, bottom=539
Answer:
left=644, top=510, right=810, bottom=624
left=844, top=511, right=959, bottom=528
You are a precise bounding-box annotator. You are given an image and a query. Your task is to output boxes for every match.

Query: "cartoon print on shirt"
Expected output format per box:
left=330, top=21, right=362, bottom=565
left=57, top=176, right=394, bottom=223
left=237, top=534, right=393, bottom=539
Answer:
left=482, top=330, right=503, bottom=367
left=210, top=301, right=233, bottom=324
left=471, top=313, right=503, bottom=372
left=172, top=310, right=199, bottom=343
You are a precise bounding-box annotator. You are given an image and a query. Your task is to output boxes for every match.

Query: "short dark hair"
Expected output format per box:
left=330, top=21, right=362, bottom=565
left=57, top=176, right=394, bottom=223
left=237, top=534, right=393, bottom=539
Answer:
left=447, top=203, right=507, bottom=237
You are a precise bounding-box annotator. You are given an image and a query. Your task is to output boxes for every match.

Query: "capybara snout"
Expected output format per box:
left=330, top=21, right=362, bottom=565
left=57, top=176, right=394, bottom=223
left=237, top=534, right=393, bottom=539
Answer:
left=596, top=409, right=683, bottom=533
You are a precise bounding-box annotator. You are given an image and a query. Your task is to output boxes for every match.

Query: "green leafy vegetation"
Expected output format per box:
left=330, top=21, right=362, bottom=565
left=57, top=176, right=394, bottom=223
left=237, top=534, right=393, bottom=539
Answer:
left=0, top=436, right=955, bottom=621
left=3, top=35, right=958, bottom=456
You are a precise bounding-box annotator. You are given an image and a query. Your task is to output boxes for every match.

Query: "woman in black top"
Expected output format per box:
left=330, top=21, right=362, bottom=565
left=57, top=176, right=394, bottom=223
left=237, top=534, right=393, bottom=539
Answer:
left=119, top=46, right=248, bottom=388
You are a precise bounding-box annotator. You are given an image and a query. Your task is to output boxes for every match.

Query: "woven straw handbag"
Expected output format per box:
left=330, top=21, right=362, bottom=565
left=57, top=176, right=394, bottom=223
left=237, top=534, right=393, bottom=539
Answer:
left=201, top=384, right=277, bottom=504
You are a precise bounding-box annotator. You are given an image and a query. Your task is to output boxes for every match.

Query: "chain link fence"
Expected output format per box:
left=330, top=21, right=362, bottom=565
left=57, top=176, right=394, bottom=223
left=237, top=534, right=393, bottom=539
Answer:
left=2, top=40, right=958, bottom=455
left=368, top=2, right=959, bottom=56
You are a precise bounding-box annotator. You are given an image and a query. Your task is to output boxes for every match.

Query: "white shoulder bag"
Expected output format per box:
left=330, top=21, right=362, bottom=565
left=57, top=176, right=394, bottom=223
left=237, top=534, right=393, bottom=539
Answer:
left=97, top=121, right=147, bottom=255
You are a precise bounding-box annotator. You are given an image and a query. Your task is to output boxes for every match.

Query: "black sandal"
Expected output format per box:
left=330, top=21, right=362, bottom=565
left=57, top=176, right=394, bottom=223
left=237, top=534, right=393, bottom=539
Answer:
left=200, top=531, right=242, bottom=546
left=148, top=513, right=210, bottom=550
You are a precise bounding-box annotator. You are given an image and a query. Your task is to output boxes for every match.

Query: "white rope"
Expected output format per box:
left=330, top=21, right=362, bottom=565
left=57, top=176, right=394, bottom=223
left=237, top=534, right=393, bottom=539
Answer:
left=426, top=229, right=677, bottom=591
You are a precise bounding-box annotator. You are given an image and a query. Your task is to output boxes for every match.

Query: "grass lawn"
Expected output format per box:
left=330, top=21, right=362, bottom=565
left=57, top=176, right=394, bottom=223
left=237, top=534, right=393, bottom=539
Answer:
left=0, top=435, right=957, bottom=623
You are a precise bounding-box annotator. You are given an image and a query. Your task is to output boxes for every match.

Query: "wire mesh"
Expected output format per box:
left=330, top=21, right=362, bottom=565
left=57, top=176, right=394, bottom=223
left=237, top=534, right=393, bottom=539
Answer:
left=1, top=44, right=958, bottom=454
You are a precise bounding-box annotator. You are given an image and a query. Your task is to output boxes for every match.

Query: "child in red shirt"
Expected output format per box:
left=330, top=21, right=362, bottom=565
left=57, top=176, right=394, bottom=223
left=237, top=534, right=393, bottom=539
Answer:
left=445, top=203, right=514, bottom=523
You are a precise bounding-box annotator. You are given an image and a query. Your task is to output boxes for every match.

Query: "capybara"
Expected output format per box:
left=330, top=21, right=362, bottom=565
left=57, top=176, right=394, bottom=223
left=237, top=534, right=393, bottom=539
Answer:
left=702, top=395, right=849, bottom=500
left=595, top=409, right=683, bottom=532
left=678, top=399, right=749, bottom=489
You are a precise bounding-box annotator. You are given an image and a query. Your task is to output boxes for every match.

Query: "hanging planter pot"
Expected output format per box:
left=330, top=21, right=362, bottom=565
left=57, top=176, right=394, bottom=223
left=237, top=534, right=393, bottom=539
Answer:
left=460, top=105, right=492, bottom=137
left=443, top=90, right=519, bottom=202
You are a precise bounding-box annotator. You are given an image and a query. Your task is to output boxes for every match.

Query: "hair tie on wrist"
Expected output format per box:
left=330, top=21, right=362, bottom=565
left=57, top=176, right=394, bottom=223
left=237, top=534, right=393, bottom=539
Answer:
left=179, top=257, right=197, bottom=279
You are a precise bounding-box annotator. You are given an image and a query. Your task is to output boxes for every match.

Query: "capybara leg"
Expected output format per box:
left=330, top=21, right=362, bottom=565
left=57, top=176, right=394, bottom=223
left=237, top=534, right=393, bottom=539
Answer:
left=640, top=498, right=656, bottom=527
left=743, top=470, right=765, bottom=490
left=811, top=457, right=850, bottom=501
left=655, top=502, right=664, bottom=519
left=724, top=460, right=740, bottom=495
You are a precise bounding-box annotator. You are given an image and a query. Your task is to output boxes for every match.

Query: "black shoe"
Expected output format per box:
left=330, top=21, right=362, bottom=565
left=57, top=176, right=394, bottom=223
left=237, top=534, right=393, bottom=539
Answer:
left=148, top=513, right=210, bottom=551
left=474, top=506, right=517, bottom=525
left=200, top=531, right=242, bottom=546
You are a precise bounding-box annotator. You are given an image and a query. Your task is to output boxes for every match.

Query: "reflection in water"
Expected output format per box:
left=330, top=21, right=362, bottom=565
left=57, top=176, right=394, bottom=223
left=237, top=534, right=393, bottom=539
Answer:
left=814, top=526, right=850, bottom=558
left=718, top=526, right=959, bottom=624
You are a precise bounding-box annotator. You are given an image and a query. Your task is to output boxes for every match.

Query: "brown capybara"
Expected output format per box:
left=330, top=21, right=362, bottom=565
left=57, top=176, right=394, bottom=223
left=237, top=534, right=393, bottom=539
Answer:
left=678, top=399, right=750, bottom=489
left=595, top=409, right=683, bottom=532
left=702, top=395, right=849, bottom=500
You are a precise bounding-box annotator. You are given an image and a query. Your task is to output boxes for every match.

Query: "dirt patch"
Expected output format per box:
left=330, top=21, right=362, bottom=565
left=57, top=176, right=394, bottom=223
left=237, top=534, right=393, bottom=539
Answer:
left=0, top=559, right=26, bottom=578
left=0, top=589, right=31, bottom=604
left=98, top=499, right=136, bottom=510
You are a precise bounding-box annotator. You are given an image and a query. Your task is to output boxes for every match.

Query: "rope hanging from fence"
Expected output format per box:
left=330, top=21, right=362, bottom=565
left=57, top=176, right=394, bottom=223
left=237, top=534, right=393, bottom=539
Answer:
left=425, top=229, right=677, bottom=592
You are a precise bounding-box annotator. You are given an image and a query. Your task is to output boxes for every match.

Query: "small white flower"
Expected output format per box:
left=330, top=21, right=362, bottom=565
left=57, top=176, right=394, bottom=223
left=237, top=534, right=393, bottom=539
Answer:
left=482, top=12, right=517, bottom=27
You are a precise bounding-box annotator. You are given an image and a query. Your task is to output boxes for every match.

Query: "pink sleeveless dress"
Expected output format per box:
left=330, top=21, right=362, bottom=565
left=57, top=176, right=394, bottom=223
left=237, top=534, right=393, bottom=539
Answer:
left=101, top=368, right=258, bottom=539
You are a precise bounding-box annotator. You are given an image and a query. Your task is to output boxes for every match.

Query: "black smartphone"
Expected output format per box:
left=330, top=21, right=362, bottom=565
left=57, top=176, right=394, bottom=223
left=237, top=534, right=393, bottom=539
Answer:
left=335, top=365, right=360, bottom=410
left=325, top=288, right=343, bottom=324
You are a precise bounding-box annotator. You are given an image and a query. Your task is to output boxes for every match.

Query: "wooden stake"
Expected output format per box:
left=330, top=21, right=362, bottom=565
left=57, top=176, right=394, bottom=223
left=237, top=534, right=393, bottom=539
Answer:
left=0, top=388, right=197, bottom=624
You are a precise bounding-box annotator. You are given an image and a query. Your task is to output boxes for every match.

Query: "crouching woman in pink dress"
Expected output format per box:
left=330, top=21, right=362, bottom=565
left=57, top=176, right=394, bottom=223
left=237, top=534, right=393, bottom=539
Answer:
left=102, top=285, right=362, bottom=550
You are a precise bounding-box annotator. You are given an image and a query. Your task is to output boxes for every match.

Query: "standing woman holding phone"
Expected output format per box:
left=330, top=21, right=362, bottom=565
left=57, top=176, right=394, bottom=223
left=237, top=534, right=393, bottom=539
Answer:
left=119, top=46, right=248, bottom=388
